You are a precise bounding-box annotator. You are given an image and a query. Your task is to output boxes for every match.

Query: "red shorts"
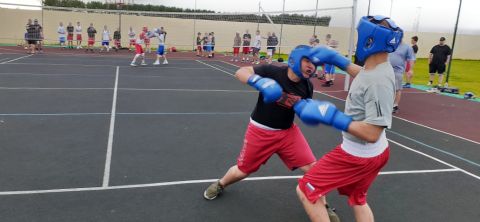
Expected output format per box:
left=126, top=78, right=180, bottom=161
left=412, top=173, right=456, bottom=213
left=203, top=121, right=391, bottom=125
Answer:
left=197, top=45, right=202, bottom=52
left=135, top=44, right=144, bottom=54
left=144, top=38, right=150, bottom=44
left=298, top=145, right=389, bottom=206
left=114, top=39, right=120, bottom=47
left=76, top=34, right=82, bottom=41
left=129, top=39, right=136, bottom=45
left=88, top=37, right=95, bottom=45
left=237, top=122, right=315, bottom=174
left=233, top=47, right=240, bottom=54
left=242, top=46, right=250, bottom=54
left=405, top=61, right=411, bottom=72
left=67, top=34, right=73, bottom=41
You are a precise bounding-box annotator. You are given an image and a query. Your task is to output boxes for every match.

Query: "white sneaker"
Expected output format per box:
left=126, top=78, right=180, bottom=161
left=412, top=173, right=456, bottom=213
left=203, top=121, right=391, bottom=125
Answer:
left=153, top=61, right=160, bottom=65
left=130, top=63, right=137, bottom=67
left=141, top=62, right=147, bottom=66
left=163, top=60, right=168, bottom=65
left=427, top=81, right=432, bottom=86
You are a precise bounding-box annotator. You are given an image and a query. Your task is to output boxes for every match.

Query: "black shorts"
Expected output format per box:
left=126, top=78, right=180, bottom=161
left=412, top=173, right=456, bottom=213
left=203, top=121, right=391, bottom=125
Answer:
left=429, top=63, right=446, bottom=74
left=27, top=40, right=37, bottom=45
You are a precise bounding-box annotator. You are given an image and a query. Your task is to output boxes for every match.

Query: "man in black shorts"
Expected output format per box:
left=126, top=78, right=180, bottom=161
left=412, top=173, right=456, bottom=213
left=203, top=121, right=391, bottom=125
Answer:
left=428, top=37, right=451, bottom=87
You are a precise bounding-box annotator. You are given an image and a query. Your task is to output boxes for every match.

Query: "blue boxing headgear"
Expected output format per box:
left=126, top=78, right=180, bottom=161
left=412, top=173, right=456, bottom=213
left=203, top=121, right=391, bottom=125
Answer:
left=356, top=15, right=403, bottom=62
left=288, top=45, right=315, bottom=79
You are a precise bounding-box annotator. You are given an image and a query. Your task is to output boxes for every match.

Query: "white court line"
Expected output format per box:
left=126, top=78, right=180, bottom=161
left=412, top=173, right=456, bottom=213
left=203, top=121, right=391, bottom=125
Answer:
left=0, top=54, right=32, bottom=64
left=0, top=169, right=460, bottom=196
left=388, top=139, right=480, bottom=181
left=315, top=90, right=480, bottom=145
left=196, top=60, right=235, bottom=77
left=218, top=60, right=240, bottom=68
left=0, top=57, right=10, bottom=63
left=102, top=66, right=119, bottom=187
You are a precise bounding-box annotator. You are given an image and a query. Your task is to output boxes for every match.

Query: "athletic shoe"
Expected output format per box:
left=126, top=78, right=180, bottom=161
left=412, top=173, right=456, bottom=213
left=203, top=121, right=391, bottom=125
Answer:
left=203, top=180, right=224, bottom=200
left=426, top=88, right=439, bottom=93
left=322, top=80, right=333, bottom=87
left=163, top=60, right=168, bottom=65
left=427, top=81, right=433, bottom=86
left=326, top=205, right=341, bottom=222
left=141, top=62, right=147, bottom=66
left=153, top=61, right=160, bottom=65
left=402, top=83, right=411, bottom=88
left=130, top=63, right=137, bottom=67
left=392, top=106, right=399, bottom=114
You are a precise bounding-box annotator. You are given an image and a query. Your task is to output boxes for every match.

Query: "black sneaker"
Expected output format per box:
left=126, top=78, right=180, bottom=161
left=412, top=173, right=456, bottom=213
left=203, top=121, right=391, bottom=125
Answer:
left=392, top=106, right=399, bottom=113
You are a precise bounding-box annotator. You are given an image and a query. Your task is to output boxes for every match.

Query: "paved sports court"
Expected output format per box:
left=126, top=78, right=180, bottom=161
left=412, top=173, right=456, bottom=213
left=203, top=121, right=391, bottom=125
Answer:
left=0, top=50, right=479, bottom=221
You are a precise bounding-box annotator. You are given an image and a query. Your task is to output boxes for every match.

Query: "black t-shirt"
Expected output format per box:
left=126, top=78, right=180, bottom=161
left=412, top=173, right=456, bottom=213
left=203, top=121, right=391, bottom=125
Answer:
left=412, top=44, right=418, bottom=54
left=430, top=44, right=451, bottom=64
left=251, top=65, right=313, bottom=129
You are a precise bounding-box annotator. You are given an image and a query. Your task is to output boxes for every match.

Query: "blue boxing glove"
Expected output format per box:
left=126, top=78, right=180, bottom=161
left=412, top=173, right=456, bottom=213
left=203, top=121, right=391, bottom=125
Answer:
left=309, top=46, right=351, bottom=70
left=247, top=74, right=283, bottom=103
left=297, top=100, right=352, bottom=131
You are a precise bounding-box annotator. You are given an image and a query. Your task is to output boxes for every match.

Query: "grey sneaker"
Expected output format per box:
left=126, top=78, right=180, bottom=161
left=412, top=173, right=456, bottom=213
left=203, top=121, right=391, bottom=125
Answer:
left=203, top=180, right=224, bottom=200
left=326, top=205, right=341, bottom=222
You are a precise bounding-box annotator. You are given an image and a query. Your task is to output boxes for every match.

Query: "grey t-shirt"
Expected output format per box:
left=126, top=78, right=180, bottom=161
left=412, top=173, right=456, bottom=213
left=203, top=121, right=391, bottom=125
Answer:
left=342, top=62, right=396, bottom=144
left=389, top=43, right=415, bottom=74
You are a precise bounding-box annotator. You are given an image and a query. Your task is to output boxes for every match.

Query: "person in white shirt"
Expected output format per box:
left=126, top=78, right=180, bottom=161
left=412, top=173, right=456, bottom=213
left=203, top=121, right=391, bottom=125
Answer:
left=75, top=22, right=82, bottom=49
left=128, top=27, right=136, bottom=51
left=251, top=30, right=262, bottom=64
left=100, top=25, right=111, bottom=52
left=149, top=28, right=168, bottom=65
left=57, top=22, right=66, bottom=48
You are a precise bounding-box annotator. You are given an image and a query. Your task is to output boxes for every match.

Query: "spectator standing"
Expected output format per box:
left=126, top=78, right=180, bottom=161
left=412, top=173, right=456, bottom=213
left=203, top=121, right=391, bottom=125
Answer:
left=428, top=37, right=451, bottom=88
left=196, top=32, right=203, bottom=56
left=57, top=22, right=66, bottom=48
left=242, top=29, right=252, bottom=62
left=389, top=41, right=415, bottom=113
left=232, top=32, right=241, bottom=62
left=75, top=22, right=83, bottom=49
left=86, top=23, right=96, bottom=52
left=66, top=22, right=74, bottom=49
left=403, top=36, right=418, bottom=88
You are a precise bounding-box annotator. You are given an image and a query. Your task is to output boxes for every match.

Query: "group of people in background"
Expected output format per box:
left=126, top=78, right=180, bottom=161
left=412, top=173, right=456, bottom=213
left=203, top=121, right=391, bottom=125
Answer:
left=234, top=30, right=279, bottom=64
left=25, top=19, right=169, bottom=57
left=196, top=31, right=216, bottom=58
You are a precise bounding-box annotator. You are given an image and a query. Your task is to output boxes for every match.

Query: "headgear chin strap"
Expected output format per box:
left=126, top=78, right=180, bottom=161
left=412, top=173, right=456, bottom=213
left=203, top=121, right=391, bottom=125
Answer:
left=288, top=45, right=315, bottom=79
left=356, top=15, right=403, bottom=62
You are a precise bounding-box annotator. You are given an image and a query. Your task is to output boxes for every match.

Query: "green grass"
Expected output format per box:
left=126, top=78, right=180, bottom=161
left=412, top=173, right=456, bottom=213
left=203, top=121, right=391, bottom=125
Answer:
left=411, top=58, right=479, bottom=95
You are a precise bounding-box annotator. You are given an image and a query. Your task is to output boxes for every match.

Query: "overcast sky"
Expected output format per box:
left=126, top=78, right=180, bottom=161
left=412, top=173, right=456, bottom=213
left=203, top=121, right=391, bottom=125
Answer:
left=2, top=0, right=479, bottom=34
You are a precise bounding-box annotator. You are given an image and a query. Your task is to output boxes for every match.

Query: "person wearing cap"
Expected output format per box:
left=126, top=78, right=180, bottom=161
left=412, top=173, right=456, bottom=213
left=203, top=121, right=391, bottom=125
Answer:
left=428, top=37, right=451, bottom=87
left=203, top=45, right=340, bottom=221
left=294, top=15, right=400, bottom=222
